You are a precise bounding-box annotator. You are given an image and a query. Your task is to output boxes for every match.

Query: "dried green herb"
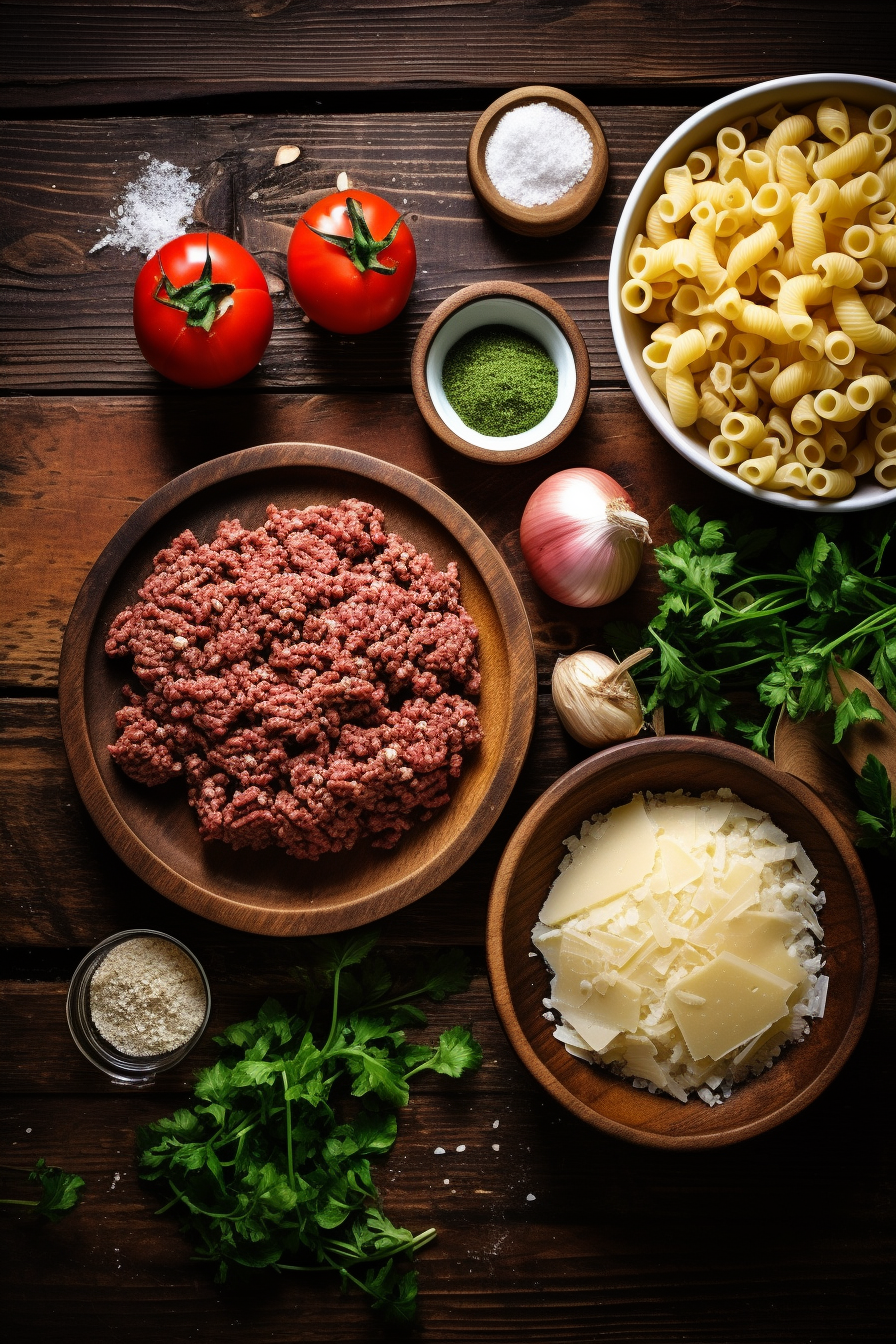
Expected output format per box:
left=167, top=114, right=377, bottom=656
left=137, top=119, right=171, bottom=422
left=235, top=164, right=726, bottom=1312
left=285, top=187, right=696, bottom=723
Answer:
left=137, top=931, right=481, bottom=1326
left=442, top=324, right=557, bottom=436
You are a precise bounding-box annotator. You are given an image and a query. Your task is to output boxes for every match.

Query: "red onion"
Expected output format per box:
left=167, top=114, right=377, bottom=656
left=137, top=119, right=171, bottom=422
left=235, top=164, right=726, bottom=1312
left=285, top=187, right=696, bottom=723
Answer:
left=519, top=468, right=651, bottom=607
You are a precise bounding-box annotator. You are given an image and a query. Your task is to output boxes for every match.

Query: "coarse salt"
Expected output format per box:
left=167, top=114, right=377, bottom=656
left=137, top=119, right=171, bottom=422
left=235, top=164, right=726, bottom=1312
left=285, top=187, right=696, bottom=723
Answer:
left=485, top=102, right=593, bottom=208
left=90, top=158, right=201, bottom=256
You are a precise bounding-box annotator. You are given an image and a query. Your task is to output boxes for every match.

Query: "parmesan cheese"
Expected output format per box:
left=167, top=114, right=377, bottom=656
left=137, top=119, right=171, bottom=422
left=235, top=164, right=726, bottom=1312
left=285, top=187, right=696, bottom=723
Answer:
left=531, top=789, right=827, bottom=1105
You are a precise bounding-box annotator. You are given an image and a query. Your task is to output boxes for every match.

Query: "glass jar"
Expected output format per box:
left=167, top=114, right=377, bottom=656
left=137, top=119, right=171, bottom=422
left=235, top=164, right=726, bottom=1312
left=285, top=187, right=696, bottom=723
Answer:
left=66, top=928, right=211, bottom=1086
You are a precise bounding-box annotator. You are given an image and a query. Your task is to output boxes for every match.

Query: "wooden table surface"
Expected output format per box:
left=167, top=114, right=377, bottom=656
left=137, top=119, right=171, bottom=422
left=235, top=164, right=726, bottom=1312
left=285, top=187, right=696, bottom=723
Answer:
left=1, top=5, right=893, bottom=1340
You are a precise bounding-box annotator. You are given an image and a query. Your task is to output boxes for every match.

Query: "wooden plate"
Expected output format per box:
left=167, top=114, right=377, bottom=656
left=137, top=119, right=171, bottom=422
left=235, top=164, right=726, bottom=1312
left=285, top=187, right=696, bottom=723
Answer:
left=487, top=737, right=878, bottom=1148
left=467, top=86, right=608, bottom=237
left=59, top=442, right=536, bottom=937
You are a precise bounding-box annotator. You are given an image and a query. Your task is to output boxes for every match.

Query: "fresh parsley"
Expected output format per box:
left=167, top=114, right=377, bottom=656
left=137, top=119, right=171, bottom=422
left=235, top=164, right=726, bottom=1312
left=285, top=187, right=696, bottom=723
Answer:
left=0, top=1158, right=85, bottom=1221
left=855, top=753, right=896, bottom=855
left=137, top=933, right=482, bottom=1325
left=607, top=503, right=896, bottom=759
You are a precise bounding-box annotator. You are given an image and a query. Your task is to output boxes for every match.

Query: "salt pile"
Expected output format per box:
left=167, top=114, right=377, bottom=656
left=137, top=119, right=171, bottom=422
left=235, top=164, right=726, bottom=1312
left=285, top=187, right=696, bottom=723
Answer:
left=485, top=102, right=593, bottom=208
left=91, top=157, right=201, bottom=256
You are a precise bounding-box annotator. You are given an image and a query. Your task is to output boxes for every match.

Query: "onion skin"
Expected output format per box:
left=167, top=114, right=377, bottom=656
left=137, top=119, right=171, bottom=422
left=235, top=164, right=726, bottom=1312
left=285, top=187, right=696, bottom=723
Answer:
left=519, top=468, right=650, bottom=607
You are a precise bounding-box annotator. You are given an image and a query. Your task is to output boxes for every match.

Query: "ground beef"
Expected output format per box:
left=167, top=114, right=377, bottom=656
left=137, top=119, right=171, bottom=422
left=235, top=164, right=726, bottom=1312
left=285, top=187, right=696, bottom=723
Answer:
left=106, top=499, right=483, bottom=860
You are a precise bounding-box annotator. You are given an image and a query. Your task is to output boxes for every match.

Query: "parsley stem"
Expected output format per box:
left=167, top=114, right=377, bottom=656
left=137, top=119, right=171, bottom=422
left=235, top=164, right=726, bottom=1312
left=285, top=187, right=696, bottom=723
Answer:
left=326, top=1228, right=437, bottom=1264
left=276, top=1263, right=333, bottom=1272
left=0, top=1198, right=39, bottom=1207
left=321, top=966, right=343, bottom=1056
left=709, top=651, right=780, bottom=676
left=820, top=609, right=896, bottom=656
left=402, top=1055, right=436, bottom=1081
left=281, top=1071, right=296, bottom=1192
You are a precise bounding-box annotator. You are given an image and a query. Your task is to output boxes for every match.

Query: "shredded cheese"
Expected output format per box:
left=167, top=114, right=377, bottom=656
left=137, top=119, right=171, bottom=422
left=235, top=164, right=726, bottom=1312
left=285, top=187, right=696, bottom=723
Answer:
left=532, top=789, right=827, bottom=1105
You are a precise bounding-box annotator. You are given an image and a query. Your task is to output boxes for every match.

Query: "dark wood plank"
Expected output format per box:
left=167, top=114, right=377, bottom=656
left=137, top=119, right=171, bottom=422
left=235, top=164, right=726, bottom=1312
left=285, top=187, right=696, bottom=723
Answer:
left=0, top=389, right=739, bottom=690
left=0, top=692, right=575, bottom=949
left=0, top=1, right=890, bottom=107
left=0, top=970, right=892, bottom=1341
left=0, top=107, right=689, bottom=391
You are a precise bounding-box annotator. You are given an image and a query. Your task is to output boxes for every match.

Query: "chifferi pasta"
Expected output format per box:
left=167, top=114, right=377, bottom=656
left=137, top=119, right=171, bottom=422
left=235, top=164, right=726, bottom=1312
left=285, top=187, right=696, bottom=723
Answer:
left=623, top=95, right=896, bottom=498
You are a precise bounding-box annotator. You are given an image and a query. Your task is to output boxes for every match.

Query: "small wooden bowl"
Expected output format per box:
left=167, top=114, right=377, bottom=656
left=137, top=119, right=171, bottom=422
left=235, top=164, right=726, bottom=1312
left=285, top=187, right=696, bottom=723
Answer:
left=59, top=442, right=537, bottom=938
left=411, top=281, right=590, bottom=464
left=487, top=737, right=878, bottom=1149
left=467, top=86, right=608, bottom=237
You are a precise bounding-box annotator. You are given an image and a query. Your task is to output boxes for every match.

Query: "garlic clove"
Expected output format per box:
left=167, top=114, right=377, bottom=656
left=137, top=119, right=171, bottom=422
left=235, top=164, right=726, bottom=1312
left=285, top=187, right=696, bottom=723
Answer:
left=552, top=647, right=653, bottom=749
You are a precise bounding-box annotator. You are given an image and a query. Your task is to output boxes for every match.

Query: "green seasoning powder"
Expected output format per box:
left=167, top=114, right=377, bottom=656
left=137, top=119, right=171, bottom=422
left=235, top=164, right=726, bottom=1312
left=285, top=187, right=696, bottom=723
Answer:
left=441, top=324, right=558, bottom=437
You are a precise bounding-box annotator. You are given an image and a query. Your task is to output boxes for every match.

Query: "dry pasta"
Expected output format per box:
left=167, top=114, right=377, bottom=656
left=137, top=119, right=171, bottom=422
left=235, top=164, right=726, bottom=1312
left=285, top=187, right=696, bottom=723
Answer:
left=627, top=92, right=896, bottom=497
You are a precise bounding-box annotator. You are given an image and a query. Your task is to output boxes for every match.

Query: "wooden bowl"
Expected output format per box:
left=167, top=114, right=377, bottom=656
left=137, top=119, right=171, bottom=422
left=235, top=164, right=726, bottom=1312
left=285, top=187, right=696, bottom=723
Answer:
left=59, top=442, right=536, bottom=937
left=411, top=281, right=590, bottom=464
left=467, top=85, right=608, bottom=237
left=487, top=736, right=878, bottom=1148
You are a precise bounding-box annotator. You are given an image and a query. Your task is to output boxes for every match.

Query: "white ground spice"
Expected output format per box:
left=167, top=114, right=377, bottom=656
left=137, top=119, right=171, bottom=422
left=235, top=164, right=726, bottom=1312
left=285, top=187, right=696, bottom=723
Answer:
left=485, top=102, right=594, bottom=207
left=89, top=937, right=206, bottom=1056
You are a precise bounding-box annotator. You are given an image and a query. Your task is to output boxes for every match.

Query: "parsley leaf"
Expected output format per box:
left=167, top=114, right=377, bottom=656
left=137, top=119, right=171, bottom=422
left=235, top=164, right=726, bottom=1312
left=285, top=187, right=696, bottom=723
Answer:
left=1, top=1158, right=85, bottom=1222
left=832, top=687, right=885, bottom=745
left=138, top=932, right=481, bottom=1323
left=620, top=503, right=896, bottom=839
left=855, top=754, right=896, bottom=855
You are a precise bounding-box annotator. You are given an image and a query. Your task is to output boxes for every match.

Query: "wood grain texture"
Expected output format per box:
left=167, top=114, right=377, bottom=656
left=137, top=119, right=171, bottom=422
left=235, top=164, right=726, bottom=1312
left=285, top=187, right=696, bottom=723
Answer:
left=0, top=1, right=892, bottom=107
left=0, top=390, right=742, bottom=689
left=0, top=692, right=579, bottom=948
left=826, top=666, right=896, bottom=782
left=487, top=737, right=878, bottom=1148
left=0, top=107, right=690, bottom=391
left=57, top=440, right=536, bottom=936
left=773, top=710, right=865, bottom=842
left=0, top=970, right=893, bottom=1341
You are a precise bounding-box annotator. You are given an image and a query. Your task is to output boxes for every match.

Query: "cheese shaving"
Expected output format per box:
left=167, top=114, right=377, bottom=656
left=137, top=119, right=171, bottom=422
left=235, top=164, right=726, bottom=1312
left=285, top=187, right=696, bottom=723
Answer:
left=532, top=789, right=827, bottom=1106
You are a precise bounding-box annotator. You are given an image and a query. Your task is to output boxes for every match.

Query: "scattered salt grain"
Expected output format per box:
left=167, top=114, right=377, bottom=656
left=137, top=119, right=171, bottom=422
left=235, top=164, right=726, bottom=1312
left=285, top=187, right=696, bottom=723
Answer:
left=492, top=1120, right=499, bottom=1128
left=485, top=102, right=593, bottom=208
left=456, top=1145, right=466, bottom=1153
left=443, top=1178, right=450, bottom=1185
left=433, top=1147, right=445, bottom=1155
left=492, top=1144, right=500, bottom=1151
left=526, top=1193, right=536, bottom=1202
left=25, top=1127, right=32, bottom=1134
left=90, top=159, right=202, bottom=256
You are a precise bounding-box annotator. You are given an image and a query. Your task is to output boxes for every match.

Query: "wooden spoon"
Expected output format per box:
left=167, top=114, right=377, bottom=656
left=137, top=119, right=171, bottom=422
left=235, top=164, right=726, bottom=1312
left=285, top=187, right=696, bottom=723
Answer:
left=773, top=709, right=862, bottom=842
left=826, top=665, right=896, bottom=781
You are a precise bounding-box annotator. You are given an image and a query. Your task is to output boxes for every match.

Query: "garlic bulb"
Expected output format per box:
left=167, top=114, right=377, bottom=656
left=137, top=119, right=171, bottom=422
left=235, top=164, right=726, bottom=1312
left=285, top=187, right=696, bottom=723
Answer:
left=551, top=647, right=653, bottom=748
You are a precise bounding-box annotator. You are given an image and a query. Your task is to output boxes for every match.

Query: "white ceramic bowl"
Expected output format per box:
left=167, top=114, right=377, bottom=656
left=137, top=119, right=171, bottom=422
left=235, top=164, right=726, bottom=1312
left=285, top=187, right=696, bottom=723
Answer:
left=425, top=296, right=578, bottom=454
left=609, top=73, right=896, bottom=513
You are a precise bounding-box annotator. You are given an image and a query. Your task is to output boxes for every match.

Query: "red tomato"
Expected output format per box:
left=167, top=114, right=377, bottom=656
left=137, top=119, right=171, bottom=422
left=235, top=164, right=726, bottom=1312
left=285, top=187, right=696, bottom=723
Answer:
left=133, top=232, right=274, bottom=388
left=287, top=191, right=416, bottom=334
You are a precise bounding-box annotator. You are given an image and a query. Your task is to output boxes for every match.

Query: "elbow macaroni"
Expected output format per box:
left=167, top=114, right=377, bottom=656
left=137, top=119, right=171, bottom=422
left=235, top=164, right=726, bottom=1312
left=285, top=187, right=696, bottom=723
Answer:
left=625, top=93, right=896, bottom=496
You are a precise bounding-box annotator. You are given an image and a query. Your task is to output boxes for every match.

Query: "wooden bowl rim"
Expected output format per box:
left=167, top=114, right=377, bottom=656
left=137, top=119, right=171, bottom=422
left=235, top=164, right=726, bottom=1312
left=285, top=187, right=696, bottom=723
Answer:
left=486, top=735, right=879, bottom=1149
left=59, top=441, right=537, bottom=937
left=467, top=85, right=609, bottom=236
left=410, top=280, right=591, bottom=463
